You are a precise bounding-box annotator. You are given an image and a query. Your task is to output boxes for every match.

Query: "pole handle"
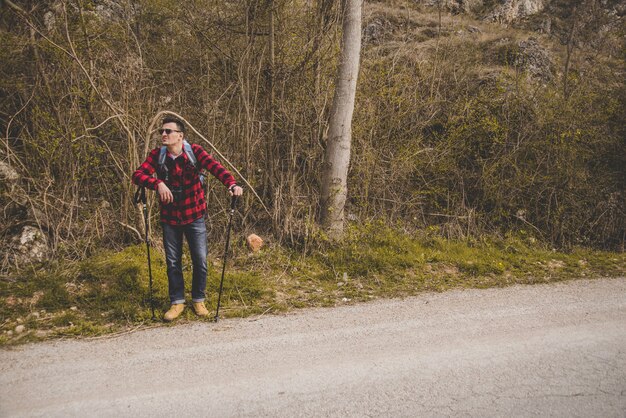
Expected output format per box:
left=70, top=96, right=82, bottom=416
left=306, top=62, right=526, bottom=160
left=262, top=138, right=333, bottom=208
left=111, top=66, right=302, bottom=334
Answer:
left=134, top=186, right=146, bottom=205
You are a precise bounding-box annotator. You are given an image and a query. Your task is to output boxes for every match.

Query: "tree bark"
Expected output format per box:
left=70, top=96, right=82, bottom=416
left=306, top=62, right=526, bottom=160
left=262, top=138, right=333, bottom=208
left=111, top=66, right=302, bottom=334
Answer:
left=563, top=6, right=578, bottom=101
left=319, top=0, right=361, bottom=238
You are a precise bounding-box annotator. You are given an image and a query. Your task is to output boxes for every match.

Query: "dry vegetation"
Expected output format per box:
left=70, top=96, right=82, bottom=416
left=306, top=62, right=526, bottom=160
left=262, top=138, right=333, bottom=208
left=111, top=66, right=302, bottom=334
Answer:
left=1, top=1, right=623, bottom=262
left=0, top=1, right=624, bottom=341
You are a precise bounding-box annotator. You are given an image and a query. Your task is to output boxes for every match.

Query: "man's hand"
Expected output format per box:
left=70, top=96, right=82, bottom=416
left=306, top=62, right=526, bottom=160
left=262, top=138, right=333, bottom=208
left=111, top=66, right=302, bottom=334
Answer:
left=157, top=182, right=174, bottom=204
left=229, top=185, right=243, bottom=197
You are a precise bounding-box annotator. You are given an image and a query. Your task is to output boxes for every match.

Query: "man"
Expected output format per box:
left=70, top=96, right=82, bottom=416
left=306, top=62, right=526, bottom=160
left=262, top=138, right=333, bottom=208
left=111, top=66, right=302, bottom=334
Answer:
left=132, top=116, right=243, bottom=321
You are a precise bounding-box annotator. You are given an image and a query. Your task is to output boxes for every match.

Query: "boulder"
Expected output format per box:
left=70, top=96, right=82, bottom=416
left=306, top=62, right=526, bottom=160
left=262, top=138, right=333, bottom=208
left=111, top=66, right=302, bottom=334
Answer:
left=93, top=0, right=126, bottom=22
left=246, top=234, right=264, bottom=252
left=485, top=0, right=547, bottom=24
left=514, top=37, right=554, bottom=81
left=7, top=225, right=49, bottom=266
left=423, top=0, right=484, bottom=14
left=363, top=18, right=390, bottom=44
left=0, top=160, right=19, bottom=191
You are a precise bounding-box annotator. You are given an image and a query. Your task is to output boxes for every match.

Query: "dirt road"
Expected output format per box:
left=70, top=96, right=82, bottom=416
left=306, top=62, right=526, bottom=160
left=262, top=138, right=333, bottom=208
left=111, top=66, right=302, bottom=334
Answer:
left=1, top=278, right=625, bottom=417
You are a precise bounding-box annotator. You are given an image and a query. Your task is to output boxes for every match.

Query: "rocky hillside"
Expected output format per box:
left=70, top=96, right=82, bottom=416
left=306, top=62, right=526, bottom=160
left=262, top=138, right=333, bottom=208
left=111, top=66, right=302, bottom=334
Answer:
left=352, top=0, right=624, bottom=247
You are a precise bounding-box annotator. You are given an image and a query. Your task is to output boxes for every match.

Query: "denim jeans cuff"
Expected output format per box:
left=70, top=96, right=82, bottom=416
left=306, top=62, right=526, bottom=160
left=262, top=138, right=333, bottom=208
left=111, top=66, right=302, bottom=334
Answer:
left=192, top=298, right=205, bottom=303
left=171, top=299, right=185, bottom=305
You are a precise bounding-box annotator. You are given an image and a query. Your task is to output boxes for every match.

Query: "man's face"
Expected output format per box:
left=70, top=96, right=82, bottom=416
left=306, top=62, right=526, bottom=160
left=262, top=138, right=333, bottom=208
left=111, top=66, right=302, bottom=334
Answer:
left=160, top=122, right=183, bottom=146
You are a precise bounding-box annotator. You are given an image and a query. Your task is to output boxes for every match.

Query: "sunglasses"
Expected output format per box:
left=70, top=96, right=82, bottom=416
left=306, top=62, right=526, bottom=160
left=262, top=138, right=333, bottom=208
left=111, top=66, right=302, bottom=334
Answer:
left=158, top=128, right=182, bottom=135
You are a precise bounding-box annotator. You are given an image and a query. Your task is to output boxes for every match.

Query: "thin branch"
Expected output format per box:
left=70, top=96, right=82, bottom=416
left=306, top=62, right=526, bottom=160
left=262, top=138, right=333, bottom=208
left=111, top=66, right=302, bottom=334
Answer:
left=117, top=221, right=142, bottom=242
left=72, top=114, right=124, bottom=142
left=3, top=86, right=36, bottom=173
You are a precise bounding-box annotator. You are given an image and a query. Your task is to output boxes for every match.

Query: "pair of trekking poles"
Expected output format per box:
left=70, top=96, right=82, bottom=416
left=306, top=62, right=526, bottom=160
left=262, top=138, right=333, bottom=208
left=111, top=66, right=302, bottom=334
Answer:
left=134, top=187, right=237, bottom=322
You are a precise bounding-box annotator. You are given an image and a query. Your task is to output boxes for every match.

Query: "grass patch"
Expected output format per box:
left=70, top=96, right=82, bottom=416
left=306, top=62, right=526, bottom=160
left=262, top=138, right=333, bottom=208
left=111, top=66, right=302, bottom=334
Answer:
left=0, top=226, right=624, bottom=345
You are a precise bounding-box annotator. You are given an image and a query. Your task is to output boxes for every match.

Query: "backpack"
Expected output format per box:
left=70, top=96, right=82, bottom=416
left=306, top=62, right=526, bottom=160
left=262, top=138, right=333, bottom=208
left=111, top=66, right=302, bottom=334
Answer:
left=157, top=140, right=205, bottom=185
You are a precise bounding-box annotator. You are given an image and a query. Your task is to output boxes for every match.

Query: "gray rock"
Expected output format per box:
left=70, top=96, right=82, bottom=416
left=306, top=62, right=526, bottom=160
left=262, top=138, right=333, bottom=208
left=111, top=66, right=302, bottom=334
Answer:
left=7, top=225, right=49, bottom=266
left=423, top=0, right=484, bottom=14
left=540, top=18, right=551, bottom=34
left=363, top=18, right=389, bottom=44
left=43, top=11, right=56, bottom=31
left=485, top=0, right=547, bottom=23
left=514, top=37, right=554, bottom=81
left=93, top=0, right=127, bottom=21
left=0, top=160, right=19, bottom=190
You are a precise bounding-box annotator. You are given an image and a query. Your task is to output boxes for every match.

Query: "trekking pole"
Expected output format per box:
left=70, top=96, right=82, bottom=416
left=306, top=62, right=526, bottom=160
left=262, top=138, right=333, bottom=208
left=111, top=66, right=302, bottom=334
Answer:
left=215, top=194, right=237, bottom=322
left=134, top=186, right=156, bottom=321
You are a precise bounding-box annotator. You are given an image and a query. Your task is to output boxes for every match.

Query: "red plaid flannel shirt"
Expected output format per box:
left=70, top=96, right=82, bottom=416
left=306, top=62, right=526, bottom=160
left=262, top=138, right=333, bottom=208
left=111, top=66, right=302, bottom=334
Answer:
left=132, top=143, right=236, bottom=225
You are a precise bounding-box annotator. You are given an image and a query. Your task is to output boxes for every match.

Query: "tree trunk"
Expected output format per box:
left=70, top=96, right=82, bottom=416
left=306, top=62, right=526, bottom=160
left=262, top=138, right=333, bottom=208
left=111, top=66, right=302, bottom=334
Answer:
left=319, top=0, right=361, bottom=238
left=563, top=6, right=578, bottom=101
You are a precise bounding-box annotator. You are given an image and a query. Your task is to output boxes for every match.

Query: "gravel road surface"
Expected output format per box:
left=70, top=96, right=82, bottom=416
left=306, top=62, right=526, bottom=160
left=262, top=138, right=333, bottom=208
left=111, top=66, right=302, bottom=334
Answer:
left=1, top=278, right=625, bottom=417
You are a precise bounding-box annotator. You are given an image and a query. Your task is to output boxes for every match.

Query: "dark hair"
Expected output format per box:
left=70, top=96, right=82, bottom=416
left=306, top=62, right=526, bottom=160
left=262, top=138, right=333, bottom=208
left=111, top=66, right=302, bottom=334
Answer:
left=162, top=116, right=185, bottom=133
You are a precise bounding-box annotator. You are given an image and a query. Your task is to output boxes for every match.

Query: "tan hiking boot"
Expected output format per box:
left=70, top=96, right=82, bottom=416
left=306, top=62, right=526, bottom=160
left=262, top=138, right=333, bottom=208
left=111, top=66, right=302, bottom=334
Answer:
left=163, top=304, right=185, bottom=322
left=192, top=302, right=209, bottom=317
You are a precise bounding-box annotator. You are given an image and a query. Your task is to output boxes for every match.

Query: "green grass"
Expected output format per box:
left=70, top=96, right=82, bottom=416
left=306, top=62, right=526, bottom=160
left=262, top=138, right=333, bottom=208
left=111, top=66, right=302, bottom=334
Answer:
left=0, top=225, right=624, bottom=345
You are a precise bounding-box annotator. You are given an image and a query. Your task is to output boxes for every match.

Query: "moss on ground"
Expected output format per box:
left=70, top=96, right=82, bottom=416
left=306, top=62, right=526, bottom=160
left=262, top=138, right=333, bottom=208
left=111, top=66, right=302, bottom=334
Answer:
left=0, top=225, right=624, bottom=345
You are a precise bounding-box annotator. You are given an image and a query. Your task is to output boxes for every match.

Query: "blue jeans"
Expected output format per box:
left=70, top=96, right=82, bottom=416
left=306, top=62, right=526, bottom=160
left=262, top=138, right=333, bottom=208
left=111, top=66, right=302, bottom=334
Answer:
left=162, top=217, right=208, bottom=305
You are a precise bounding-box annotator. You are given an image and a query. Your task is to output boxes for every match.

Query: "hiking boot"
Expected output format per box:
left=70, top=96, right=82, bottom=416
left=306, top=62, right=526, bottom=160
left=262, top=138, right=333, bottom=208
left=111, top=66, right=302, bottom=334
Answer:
left=192, top=302, right=209, bottom=317
left=163, top=304, right=185, bottom=322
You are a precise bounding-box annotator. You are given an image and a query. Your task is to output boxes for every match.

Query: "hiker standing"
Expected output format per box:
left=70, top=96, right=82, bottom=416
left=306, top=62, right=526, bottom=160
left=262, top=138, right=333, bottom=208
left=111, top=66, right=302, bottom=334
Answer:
left=132, top=116, right=243, bottom=321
